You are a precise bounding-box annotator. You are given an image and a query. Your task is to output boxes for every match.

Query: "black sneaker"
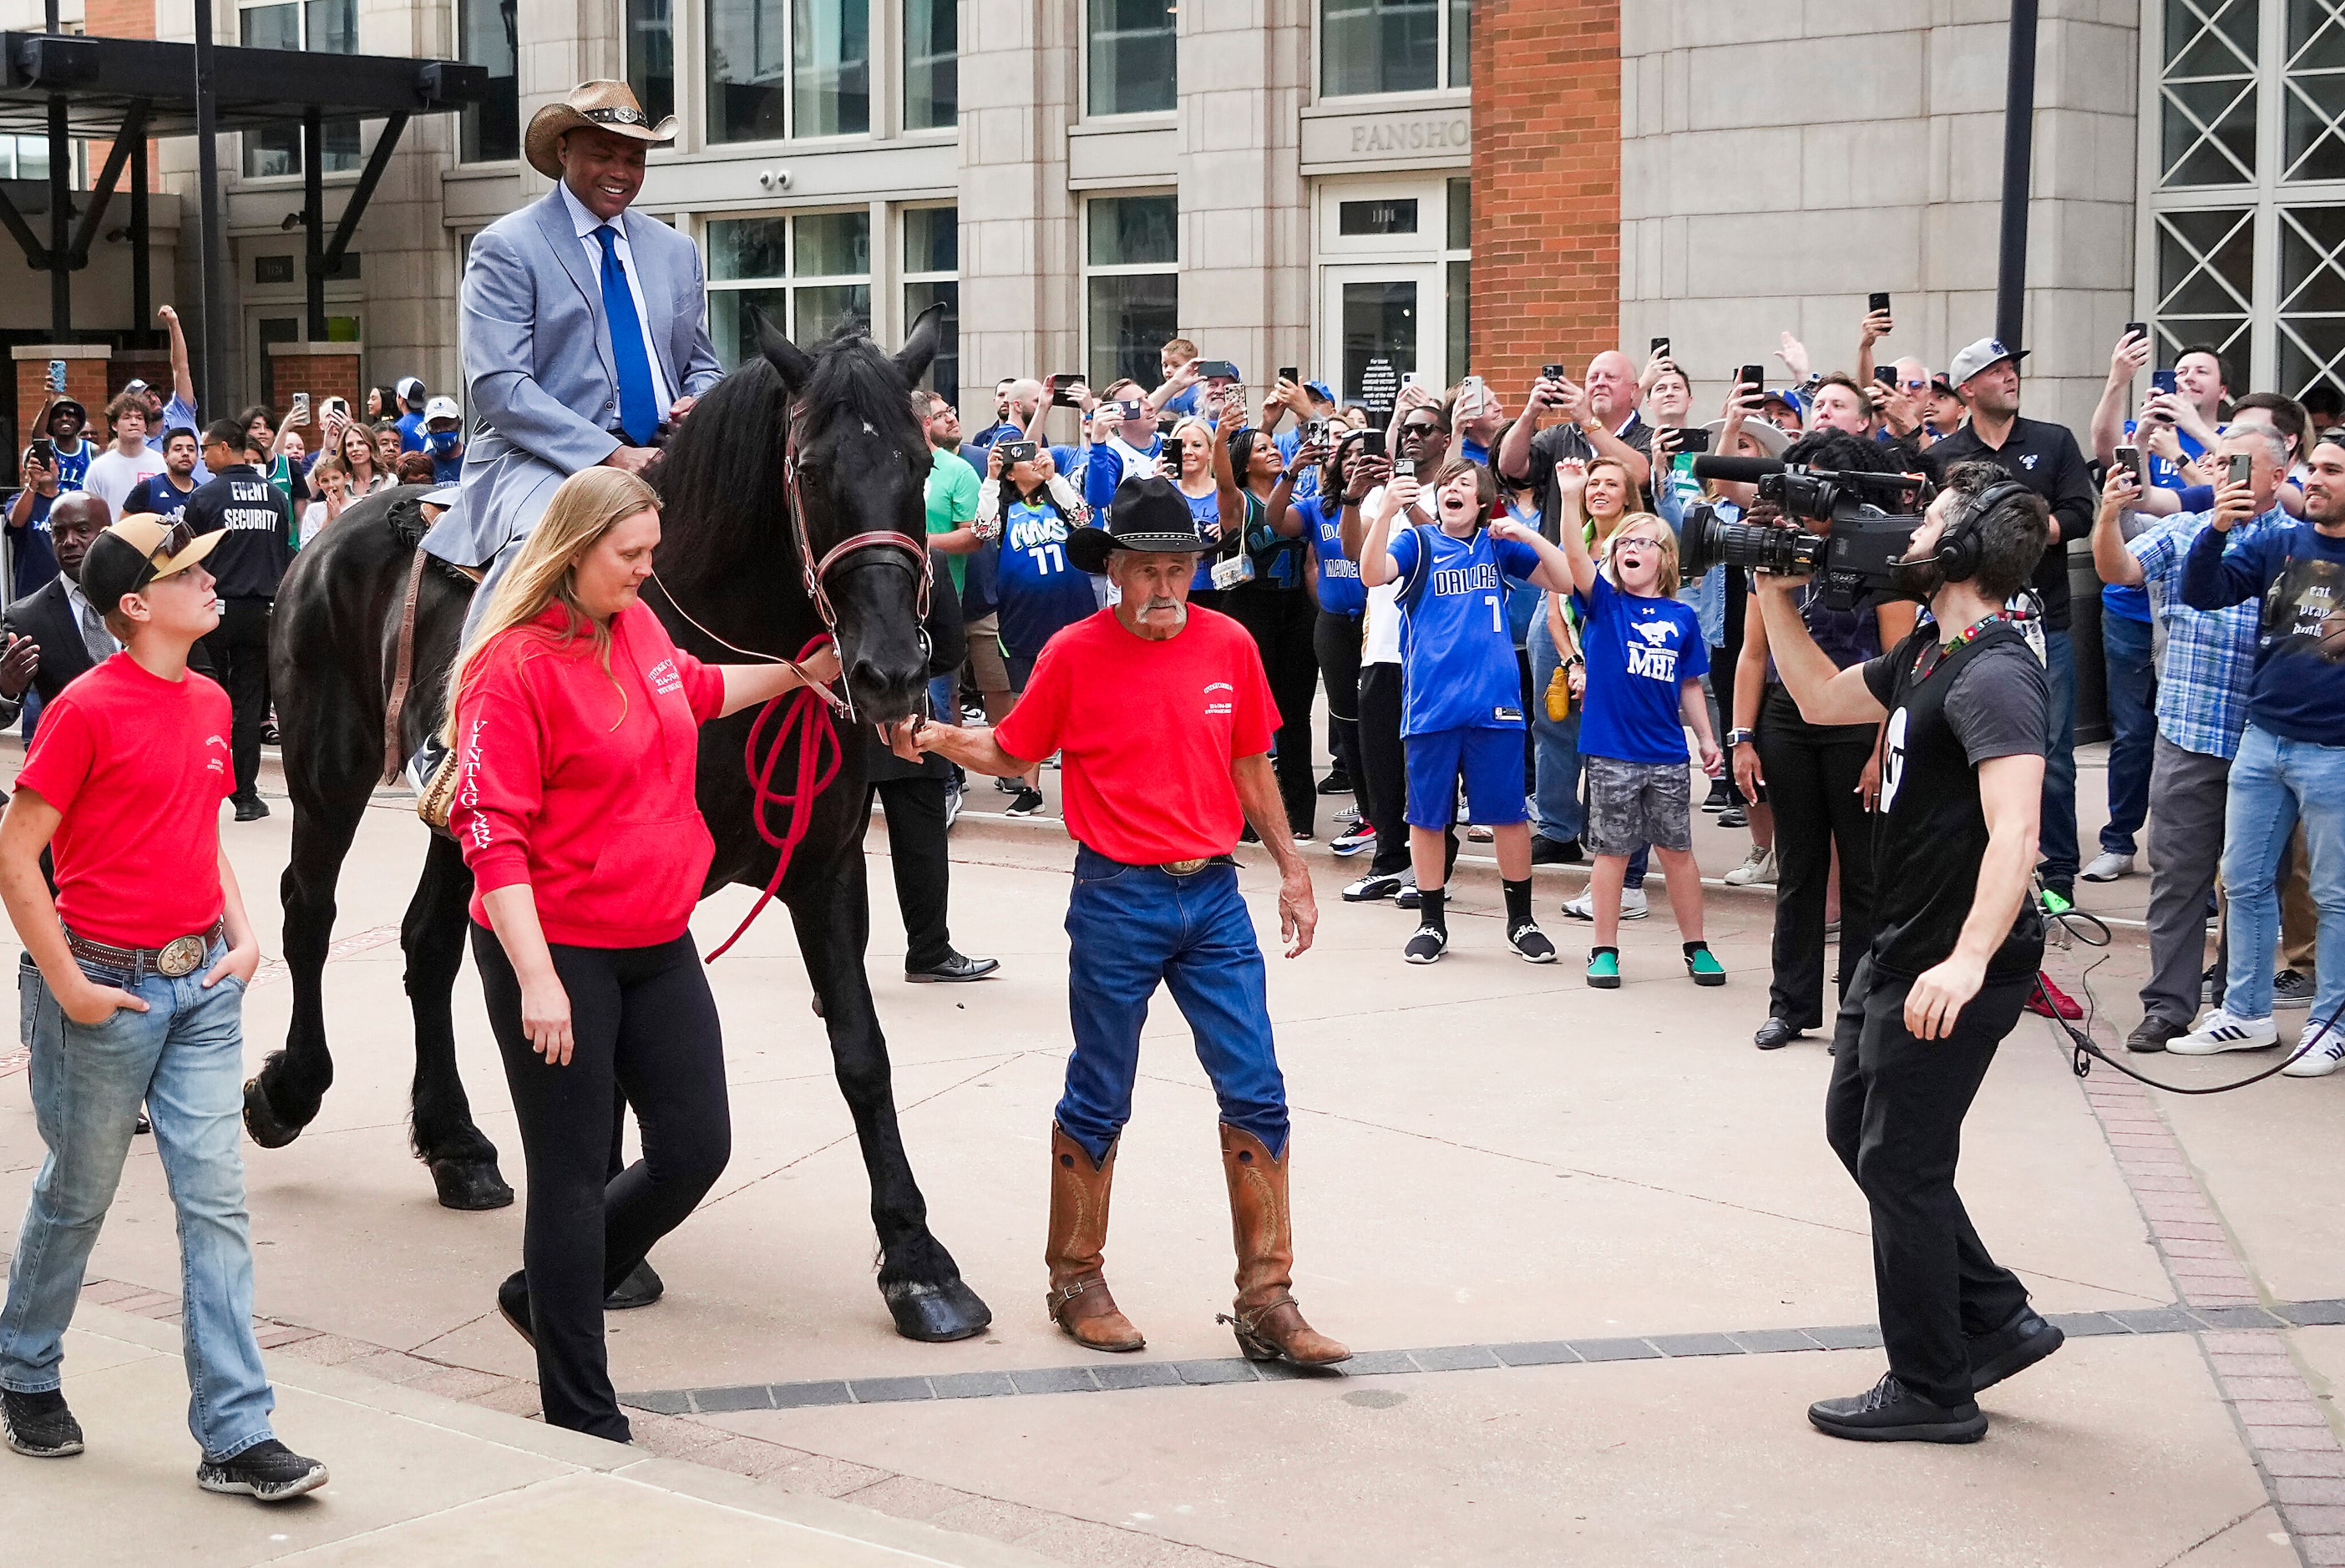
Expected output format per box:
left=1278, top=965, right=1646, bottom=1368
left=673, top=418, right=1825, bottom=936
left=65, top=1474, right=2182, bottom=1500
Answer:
left=1507, top=920, right=1557, bottom=964
left=1005, top=787, right=1047, bottom=817
left=1808, top=1373, right=1985, bottom=1444
left=1702, top=777, right=1732, bottom=812
left=2275, top=969, right=2316, bottom=1010
left=196, top=1438, right=328, bottom=1502
left=1528, top=835, right=1583, bottom=866
left=1967, top=1306, right=2064, bottom=1393
left=231, top=795, right=270, bottom=822
left=2127, top=1015, right=2185, bottom=1055
left=1343, top=870, right=1405, bottom=903
left=1403, top=925, right=1448, bottom=964
left=2202, top=964, right=2221, bottom=1004
left=2, top=1388, right=83, bottom=1458
left=994, top=774, right=1022, bottom=795
left=1317, top=770, right=1354, bottom=796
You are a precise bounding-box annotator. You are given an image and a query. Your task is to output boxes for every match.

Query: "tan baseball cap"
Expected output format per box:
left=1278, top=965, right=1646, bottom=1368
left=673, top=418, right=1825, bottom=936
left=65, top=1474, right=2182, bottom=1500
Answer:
left=79, top=516, right=224, bottom=616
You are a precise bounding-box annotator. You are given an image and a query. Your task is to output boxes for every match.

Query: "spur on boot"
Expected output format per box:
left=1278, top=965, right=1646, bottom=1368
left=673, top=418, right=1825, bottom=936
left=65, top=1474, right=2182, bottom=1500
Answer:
left=1217, top=1125, right=1349, bottom=1368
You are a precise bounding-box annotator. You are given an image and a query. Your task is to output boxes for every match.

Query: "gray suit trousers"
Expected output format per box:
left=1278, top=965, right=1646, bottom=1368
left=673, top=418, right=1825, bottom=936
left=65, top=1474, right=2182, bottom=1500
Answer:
left=2140, top=735, right=2231, bottom=1028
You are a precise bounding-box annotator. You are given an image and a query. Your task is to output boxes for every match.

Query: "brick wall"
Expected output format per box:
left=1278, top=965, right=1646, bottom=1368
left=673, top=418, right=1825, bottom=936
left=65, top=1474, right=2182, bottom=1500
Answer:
left=1471, top=0, right=1623, bottom=396
left=84, top=0, right=156, bottom=38
left=263, top=352, right=364, bottom=453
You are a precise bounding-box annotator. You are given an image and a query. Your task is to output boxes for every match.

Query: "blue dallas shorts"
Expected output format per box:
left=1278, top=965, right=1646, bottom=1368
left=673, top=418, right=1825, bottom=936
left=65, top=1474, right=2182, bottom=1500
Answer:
left=1404, top=725, right=1529, bottom=831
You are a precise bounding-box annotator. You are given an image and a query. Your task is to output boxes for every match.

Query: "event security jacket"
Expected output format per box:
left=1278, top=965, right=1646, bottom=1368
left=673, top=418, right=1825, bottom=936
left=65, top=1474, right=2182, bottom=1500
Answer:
left=183, top=463, right=295, bottom=601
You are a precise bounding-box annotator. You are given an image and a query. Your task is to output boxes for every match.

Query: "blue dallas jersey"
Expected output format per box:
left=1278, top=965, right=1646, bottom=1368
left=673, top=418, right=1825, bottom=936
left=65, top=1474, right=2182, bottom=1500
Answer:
left=994, top=496, right=1102, bottom=663
left=1388, top=524, right=1543, bottom=736
left=1573, top=574, right=1709, bottom=766
left=1302, top=495, right=1365, bottom=615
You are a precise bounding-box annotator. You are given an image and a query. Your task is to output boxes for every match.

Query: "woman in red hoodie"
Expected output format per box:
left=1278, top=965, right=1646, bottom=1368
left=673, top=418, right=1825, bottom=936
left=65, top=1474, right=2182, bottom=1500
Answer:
left=444, top=467, right=838, bottom=1441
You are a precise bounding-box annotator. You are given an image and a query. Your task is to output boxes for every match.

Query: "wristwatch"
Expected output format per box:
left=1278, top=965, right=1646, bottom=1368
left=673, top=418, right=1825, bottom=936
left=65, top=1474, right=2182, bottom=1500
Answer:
left=1725, top=727, right=1756, bottom=748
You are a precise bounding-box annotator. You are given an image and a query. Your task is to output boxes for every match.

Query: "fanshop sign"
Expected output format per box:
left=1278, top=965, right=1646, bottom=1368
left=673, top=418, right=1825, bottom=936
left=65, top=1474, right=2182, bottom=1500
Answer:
left=1302, top=109, right=1472, bottom=171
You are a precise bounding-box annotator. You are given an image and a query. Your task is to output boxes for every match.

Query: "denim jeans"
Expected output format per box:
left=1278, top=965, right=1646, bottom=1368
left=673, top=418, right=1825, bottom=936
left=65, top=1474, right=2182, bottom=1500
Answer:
left=2099, top=613, right=2156, bottom=857
left=1057, top=847, right=1288, bottom=1162
left=2218, top=724, right=2345, bottom=1023
left=1527, top=607, right=1585, bottom=844
left=2039, top=628, right=2079, bottom=890
left=0, top=942, right=276, bottom=1460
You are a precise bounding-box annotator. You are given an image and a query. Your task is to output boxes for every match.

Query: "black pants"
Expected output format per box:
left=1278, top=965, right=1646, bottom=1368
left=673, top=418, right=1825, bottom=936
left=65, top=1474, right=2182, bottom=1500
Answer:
left=201, top=596, right=271, bottom=802
left=1357, top=661, right=1411, bottom=874
left=1314, top=609, right=1363, bottom=797
left=1824, top=954, right=2033, bottom=1409
left=1757, top=685, right=1877, bottom=1028
left=862, top=774, right=953, bottom=970
left=472, top=926, right=732, bottom=1440
left=1228, top=587, right=1321, bottom=836
left=1718, top=574, right=1750, bottom=807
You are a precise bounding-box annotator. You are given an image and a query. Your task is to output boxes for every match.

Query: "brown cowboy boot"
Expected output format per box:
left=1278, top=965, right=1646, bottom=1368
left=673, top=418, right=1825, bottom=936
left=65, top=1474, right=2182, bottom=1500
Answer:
left=1217, top=1124, right=1350, bottom=1366
left=1045, top=1125, right=1145, bottom=1353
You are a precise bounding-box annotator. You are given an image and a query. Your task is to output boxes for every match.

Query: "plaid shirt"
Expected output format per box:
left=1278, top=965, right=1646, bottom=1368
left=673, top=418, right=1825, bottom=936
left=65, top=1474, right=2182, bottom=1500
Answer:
left=2128, top=503, right=2291, bottom=759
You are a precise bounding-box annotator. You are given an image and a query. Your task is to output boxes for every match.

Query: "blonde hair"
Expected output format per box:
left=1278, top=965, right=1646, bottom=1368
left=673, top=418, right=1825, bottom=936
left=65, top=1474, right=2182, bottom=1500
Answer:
left=1170, top=415, right=1214, bottom=478
left=439, top=468, right=660, bottom=745
left=1607, top=513, right=1681, bottom=596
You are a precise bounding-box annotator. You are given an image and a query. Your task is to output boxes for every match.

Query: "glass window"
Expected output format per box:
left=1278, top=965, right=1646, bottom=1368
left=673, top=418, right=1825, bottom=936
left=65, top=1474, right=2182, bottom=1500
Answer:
left=2160, top=0, right=2259, bottom=186
left=1088, top=0, right=1177, bottom=117
left=1084, top=195, right=1179, bottom=388
left=904, top=207, right=960, bottom=404
left=709, top=0, right=869, bottom=141
left=796, top=0, right=871, bottom=137
left=706, top=211, right=874, bottom=367
left=240, top=0, right=361, bottom=177
left=459, top=0, right=519, bottom=164
left=627, top=0, right=676, bottom=127
left=904, top=0, right=957, bottom=130
left=1341, top=281, right=1416, bottom=417
left=1323, top=0, right=1468, bottom=98
left=904, top=206, right=958, bottom=275
left=2279, top=203, right=2345, bottom=392
left=1447, top=0, right=1468, bottom=92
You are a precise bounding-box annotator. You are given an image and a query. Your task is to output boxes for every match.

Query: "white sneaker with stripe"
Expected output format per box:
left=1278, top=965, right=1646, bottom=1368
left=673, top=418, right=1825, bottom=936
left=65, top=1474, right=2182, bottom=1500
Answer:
left=2168, top=1009, right=2279, bottom=1056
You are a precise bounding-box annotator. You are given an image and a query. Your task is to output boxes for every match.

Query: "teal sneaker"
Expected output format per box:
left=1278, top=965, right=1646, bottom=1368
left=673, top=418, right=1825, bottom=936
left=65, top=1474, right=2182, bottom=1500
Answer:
left=1685, top=945, right=1727, bottom=987
left=1586, top=948, right=1621, bottom=989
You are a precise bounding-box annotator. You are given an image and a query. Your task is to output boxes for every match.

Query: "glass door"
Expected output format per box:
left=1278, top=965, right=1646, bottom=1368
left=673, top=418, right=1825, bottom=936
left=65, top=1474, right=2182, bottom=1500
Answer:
left=1319, top=262, right=1441, bottom=421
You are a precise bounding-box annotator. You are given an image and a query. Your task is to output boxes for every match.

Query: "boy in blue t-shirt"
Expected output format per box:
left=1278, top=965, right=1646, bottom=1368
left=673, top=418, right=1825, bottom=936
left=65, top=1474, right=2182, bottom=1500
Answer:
left=1553, top=459, right=1725, bottom=989
left=1359, top=459, right=1579, bottom=966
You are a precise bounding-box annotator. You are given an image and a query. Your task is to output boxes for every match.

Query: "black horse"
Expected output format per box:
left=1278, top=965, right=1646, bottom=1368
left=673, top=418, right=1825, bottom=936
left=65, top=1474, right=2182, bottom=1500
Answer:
left=249, top=306, right=992, bottom=1342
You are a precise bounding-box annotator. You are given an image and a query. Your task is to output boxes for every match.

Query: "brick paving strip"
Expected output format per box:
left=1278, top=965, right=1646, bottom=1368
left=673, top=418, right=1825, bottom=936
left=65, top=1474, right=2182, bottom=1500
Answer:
left=2068, top=1051, right=2345, bottom=1565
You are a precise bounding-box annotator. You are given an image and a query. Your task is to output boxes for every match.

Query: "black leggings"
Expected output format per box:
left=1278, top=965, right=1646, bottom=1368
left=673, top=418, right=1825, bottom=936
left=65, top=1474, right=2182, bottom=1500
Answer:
left=1227, top=586, right=1322, bottom=835
left=1314, top=609, right=1363, bottom=792
left=1755, top=685, right=1877, bottom=1028
left=472, top=925, right=732, bottom=1440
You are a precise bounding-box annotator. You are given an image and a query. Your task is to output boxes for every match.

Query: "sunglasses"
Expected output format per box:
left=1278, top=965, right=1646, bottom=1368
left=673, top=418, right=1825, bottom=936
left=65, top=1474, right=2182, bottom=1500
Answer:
left=129, top=520, right=200, bottom=590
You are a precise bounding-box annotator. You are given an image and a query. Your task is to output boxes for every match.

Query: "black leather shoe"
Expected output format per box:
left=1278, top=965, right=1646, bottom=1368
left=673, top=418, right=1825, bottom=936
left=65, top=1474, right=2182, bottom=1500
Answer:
left=1317, top=770, right=1354, bottom=796
left=231, top=795, right=269, bottom=822
left=1809, top=1373, right=1985, bottom=1443
left=605, top=1259, right=664, bottom=1311
left=3, top=1388, right=83, bottom=1457
left=496, top=1270, right=534, bottom=1349
left=905, top=952, right=1000, bottom=984
left=1968, top=1306, right=2064, bottom=1393
left=2127, top=1016, right=2185, bottom=1054
left=1529, top=835, right=1583, bottom=866
left=1753, top=1017, right=1806, bottom=1051
left=196, top=1438, right=327, bottom=1501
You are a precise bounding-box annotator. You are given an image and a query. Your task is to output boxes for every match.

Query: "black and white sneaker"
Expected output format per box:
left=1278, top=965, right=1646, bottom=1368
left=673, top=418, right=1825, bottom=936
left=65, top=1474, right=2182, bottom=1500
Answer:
left=1507, top=920, right=1557, bottom=964
left=1330, top=826, right=1376, bottom=857
left=3, top=1388, right=83, bottom=1457
left=1395, top=873, right=1422, bottom=909
left=2274, top=969, right=2316, bottom=1010
left=196, top=1439, right=329, bottom=1502
left=1005, top=787, right=1047, bottom=817
left=1403, top=925, right=1448, bottom=964
left=994, top=774, right=1022, bottom=795
left=1343, top=870, right=1405, bottom=902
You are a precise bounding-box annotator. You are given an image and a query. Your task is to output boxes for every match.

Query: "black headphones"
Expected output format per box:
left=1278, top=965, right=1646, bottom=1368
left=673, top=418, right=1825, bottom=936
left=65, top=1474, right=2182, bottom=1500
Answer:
left=1933, top=478, right=2033, bottom=582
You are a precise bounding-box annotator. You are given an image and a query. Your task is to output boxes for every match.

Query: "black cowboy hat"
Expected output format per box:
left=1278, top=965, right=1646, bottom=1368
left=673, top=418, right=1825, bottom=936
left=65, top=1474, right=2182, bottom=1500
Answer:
left=1067, top=474, right=1209, bottom=574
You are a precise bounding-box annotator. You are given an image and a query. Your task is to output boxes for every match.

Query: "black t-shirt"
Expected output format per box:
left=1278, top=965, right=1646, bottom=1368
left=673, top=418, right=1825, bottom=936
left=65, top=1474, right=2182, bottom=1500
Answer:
left=1494, top=414, right=1654, bottom=542
left=1922, top=417, right=2094, bottom=631
left=1860, top=624, right=2049, bottom=978
left=184, top=463, right=295, bottom=601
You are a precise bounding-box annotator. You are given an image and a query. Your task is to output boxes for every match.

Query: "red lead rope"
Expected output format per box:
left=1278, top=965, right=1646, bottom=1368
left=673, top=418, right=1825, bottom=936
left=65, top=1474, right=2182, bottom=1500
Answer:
left=705, top=634, right=843, bottom=963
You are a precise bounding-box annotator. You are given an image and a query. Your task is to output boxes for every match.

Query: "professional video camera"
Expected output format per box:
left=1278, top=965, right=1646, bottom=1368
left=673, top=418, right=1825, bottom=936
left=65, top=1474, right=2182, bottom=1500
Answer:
left=1679, top=456, right=1933, bottom=611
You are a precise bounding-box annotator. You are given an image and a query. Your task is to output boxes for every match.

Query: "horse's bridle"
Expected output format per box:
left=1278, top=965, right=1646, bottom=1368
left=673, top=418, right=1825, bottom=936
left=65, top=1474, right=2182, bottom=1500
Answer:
left=784, top=415, right=932, bottom=637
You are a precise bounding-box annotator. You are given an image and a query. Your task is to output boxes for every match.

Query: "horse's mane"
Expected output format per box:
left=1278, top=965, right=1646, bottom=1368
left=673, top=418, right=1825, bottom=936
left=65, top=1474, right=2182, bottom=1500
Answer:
left=799, top=324, right=926, bottom=453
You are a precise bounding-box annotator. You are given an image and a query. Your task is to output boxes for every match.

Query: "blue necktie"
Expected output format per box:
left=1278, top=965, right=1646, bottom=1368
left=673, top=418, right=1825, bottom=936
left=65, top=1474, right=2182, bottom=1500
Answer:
left=594, top=225, right=660, bottom=447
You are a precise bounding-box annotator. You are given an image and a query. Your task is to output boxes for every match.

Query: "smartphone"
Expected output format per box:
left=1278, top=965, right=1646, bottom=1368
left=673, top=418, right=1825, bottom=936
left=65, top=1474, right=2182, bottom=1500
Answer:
left=1650, top=336, right=1671, bottom=357
left=1197, top=359, right=1240, bottom=382
left=1461, top=374, right=1486, bottom=406
left=1869, top=291, right=1892, bottom=316
left=45, top=360, right=66, bottom=394
left=2151, top=368, right=2178, bottom=396
left=1541, top=363, right=1567, bottom=382
left=1115, top=398, right=1146, bottom=420
left=1302, top=419, right=1327, bottom=446
left=291, top=392, right=311, bottom=425
left=1739, top=363, right=1768, bottom=394
left=27, top=438, right=54, bottom=469
left=2114, top=444, right=2143, bottom=483
left=998, top=439, right=1038, bottom=464
left=1675, top=427, right=1712, bottom=455
left=2125, top=321, right=2148, bottom=346
left=1357, top=430, right=1387, bottom=458
left=1277, top=366, right=1299, bottom=387
left=1875, top=367, right=1898, bottom=388
left=1048, top=373, right=1082, bottom=407
left=2228, top=451, right=2252, bottom=487
left=323, top=396, right=349, bottom=421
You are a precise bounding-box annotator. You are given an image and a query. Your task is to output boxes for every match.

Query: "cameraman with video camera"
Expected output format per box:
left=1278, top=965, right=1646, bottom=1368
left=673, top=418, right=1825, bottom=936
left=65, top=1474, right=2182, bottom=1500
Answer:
left=1753, top=459, right=2060, bottom=1444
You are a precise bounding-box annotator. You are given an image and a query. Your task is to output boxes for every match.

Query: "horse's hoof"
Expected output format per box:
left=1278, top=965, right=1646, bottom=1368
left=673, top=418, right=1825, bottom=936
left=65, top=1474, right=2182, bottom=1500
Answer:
left=881, top=1277, right=991, bottom=1342
left=242, top=1077, right=304, bottom=1149
left=430, top=1158, right=515, bottom=1211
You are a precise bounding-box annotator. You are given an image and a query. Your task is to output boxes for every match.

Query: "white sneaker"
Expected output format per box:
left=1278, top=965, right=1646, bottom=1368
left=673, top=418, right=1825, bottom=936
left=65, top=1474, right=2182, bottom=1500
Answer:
left=1721, top=846, right=1778, bottom=887
left=2169, top=1009, right=2279, bottom=1055
left=2080, top=851, right=2135, bottom=883
left=1561, top=887, right=1649, bottom=922
left=2283, top=1031, right=2345, bottom=1078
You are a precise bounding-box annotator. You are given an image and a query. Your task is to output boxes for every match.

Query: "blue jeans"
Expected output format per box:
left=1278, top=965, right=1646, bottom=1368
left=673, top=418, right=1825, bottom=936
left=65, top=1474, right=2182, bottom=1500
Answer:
left=2039, top=628, right=2079, bottom=889
left=0, top=943, right=276, bottom=1460
left=2100, top=612, right=2155, bottom=857
left=1058, top=847, right=1288, bottom=1162
left=2218, top=725, right=2345, bottom=1023
left=1528, top=606, right=1646, bottom=886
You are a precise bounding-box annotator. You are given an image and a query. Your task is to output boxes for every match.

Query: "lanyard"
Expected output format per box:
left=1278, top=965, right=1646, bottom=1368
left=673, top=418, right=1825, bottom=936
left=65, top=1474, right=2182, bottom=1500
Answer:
left=1914, top=610, right=2011, bottom=682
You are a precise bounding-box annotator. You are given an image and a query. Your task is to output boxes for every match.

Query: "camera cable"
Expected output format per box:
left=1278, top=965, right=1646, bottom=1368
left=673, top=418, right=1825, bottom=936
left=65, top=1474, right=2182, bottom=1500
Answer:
left=2034, top=954, right=2344, bottom=1095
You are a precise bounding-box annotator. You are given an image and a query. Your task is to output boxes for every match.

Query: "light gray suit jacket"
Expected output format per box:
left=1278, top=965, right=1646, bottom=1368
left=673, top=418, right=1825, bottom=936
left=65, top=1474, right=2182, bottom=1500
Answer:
left=423, top=186, right=723, bottom=566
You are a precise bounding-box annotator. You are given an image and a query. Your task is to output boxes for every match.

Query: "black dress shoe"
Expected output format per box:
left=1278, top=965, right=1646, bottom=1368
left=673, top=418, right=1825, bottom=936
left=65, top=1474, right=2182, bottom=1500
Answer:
left=1529, top=835, right=1583, bottom=866
left=605, top=1258, right=664, bottom=1311
left=1809, top=1373, right=1985, bottom=1443
left=905, top=952, right=1000, bottom=984
left=3, top=1388, right=84, bottom=1457
left=496, top=1270, right=534, bottom=1349
left=2127, top=1016, right=2185, bottom=1054
left=231, top=796, right=269, bottom=822
left=1753, top=1017, right=1806, bottom=1051
left=1968, top=1306, right=2063, bottom=1393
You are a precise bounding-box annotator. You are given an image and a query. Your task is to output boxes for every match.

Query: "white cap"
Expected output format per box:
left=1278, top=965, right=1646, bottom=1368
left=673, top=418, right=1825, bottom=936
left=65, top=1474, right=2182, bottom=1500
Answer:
left=423, top=396, right=462, bottom=423
left=1947, top=336, right=2028, bottom=389
left=397, top=377, right=426, bottom=403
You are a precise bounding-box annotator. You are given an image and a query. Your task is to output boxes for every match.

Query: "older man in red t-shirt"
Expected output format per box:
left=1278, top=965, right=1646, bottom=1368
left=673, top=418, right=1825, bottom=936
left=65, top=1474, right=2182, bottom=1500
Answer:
left=906, top=474, right=1344, bottom=1368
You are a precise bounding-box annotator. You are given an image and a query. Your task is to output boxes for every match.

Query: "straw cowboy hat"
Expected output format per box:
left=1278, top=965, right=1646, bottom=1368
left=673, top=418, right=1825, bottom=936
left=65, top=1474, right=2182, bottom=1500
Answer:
left=524, top=81, right=676, bottom=180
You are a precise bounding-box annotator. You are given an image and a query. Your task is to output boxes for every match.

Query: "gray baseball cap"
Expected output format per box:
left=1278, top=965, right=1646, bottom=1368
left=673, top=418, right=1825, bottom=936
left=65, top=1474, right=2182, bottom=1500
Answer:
left=1947, top=336, right=2028, bottom=388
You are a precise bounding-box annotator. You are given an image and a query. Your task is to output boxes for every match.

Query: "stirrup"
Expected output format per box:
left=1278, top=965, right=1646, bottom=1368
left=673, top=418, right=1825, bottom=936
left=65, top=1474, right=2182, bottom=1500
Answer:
left=411, top=739, right=459, bottom=834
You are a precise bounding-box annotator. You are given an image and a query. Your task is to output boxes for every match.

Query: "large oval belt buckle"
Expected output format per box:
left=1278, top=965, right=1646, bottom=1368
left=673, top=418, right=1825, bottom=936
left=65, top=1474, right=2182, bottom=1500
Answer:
left=156, top=935, right=206, bottom=979
left=1161, top=858, right=1208, bottom=877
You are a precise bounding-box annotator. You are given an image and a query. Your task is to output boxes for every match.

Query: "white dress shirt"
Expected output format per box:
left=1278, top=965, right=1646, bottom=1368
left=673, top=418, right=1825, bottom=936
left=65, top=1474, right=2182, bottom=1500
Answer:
left=557, top=180, right=676, bottom=418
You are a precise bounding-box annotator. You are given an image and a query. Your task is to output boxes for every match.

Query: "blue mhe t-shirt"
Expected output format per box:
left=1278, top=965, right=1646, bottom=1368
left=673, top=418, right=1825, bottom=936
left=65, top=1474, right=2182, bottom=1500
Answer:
left=1389, top=524, right=1542, bottom=735
left=994, top=495, right=1102, bottom=663
left=1573, top=574, right=1709, bottom=766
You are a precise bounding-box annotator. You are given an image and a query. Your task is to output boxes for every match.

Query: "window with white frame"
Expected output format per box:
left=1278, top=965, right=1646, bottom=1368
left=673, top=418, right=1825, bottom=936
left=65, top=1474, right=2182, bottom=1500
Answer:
left=903, top=206, right=959, bottom=404
left=705, top=209, right=873, bottom=367
left=628, top=0, right=676, bottom=128
left=240, top=0, right=361, bottom=177
left=904, top=0, right=957, bottom=130
left=1445, top=175, right=1470, bottom=377
left=2145, top=0, right=2345, bottom=397
left=707, top=0, right=872, bottom=144
left=1087, top=0, right=1176, bottom=117
left=1085, top=194, right=1178, bottom=390
left=1320, top=0, right=1468, bottom=99
left=459, top=0, right=519, bottom=164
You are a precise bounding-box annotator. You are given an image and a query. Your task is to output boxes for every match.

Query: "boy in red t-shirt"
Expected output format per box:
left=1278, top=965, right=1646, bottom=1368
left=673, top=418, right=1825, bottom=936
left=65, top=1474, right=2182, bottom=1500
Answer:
left=0, top=518, right=327, bottom=1500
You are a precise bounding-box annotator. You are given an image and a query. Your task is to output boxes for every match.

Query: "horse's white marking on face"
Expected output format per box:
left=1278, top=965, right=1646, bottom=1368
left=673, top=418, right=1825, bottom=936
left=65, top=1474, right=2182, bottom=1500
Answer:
left=862, top=420, right=876, bottom=435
